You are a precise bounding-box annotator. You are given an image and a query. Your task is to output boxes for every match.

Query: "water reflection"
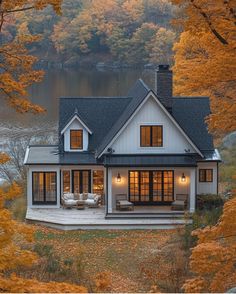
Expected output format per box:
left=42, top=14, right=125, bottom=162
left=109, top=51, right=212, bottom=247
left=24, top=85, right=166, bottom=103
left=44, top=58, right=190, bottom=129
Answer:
left=0, top=68, right=154, bottom=127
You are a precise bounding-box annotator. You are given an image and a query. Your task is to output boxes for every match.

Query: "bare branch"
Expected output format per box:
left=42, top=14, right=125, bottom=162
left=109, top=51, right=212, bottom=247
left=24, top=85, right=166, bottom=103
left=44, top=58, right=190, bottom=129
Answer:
left=190, top=0, right=229, bottom=45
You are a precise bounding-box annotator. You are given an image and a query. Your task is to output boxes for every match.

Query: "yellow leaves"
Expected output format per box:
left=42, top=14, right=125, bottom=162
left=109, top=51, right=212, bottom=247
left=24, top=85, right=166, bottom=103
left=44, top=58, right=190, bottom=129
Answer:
left=183, top=196, right=236, bottom=292
left=0, top=274, right=87, bottom=293
left=0, top=153, right=11, bottom=164
left=94, top=271, right=111, bottom=292
left=0, top=0, right=61, bottom=114
left=172, top=1, right=236, bottom=136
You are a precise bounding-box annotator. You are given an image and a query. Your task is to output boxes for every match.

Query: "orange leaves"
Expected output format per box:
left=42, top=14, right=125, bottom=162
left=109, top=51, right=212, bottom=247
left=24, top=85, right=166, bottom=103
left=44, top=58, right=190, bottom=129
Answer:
left=172, top=1, right=236, bottom=137
left=0, top=153, right=11, bottom=164
left=0, top=274, right=87, bottom=293
left=0, top=0, right=61, bottom=114
left=94, top=271, right=111, bottom=292
left=183, top=196, right=236, bottom=292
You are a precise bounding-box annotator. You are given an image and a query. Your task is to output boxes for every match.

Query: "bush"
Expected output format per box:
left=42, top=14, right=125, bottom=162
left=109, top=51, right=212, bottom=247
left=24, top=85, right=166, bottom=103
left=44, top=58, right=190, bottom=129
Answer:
left=181, top=207, right=223, bottom=250
left=197, top=194, right=224, bottom=210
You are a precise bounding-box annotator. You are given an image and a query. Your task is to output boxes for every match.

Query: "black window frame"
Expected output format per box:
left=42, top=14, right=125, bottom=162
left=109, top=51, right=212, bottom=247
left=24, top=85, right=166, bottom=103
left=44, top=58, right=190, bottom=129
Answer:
left=70, top=129, right=83, bottom=150
left=128, top=170, right=174, bottom=205
left=199, top=169, right=213, bottom=182
left=32, top=172, right=57, bottom=205
left=140, top=125, right=163, bottom=147
left=72, top=170, right=91, bottom=194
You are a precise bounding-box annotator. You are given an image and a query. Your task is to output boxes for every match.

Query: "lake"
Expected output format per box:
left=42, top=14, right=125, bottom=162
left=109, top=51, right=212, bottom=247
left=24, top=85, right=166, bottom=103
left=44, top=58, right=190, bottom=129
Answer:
left=0, top=68, right=155, bottom=142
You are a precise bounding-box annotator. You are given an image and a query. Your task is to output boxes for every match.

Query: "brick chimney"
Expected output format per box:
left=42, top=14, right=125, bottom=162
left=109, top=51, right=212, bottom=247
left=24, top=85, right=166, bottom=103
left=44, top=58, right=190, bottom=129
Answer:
left=155, top=65, right=173, bottom=112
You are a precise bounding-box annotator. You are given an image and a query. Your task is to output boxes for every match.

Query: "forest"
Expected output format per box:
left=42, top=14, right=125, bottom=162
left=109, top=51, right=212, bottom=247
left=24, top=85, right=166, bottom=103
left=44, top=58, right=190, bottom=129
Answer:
left=0, top=0, right=236, bottom=293
left=7, top=0, right=177, bottom=67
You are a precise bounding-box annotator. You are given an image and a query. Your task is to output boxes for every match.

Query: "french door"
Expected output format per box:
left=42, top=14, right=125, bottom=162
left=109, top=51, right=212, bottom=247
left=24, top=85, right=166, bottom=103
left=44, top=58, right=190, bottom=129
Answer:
left=129, top=170, right=174, bottom=204
left=72, top=170, right=91, bottom=194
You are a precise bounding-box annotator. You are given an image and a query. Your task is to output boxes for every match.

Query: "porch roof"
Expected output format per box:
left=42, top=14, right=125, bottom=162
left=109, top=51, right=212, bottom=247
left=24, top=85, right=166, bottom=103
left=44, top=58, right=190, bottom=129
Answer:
left=103, top=154, right=199, bottom=167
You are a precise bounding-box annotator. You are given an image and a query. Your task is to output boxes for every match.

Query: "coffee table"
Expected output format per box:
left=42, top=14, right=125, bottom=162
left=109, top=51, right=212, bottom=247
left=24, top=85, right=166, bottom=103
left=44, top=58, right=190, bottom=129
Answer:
left=77, top=200, right=85, bottom=210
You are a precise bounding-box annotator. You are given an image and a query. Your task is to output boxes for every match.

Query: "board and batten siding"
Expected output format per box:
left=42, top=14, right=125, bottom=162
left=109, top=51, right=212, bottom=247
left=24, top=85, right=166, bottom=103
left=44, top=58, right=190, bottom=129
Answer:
left=197, top=162, right=218, bottom=195
left=64, top=119, right=89, bottom=152
left=108, top=167, right=194, bottom=211
left=110, top=96, right=195, bottom=154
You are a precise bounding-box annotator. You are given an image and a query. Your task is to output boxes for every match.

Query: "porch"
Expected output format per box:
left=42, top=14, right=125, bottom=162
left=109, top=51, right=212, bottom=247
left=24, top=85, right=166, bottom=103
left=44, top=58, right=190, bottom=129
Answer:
left=26, top=205, right=190, bottom=230
left=107, top=166, right=196, bottom=214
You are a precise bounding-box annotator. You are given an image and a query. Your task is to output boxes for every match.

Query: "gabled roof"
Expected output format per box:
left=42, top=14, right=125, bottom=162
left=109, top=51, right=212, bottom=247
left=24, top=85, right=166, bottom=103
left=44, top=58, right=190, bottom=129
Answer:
left=61, top=108, right=93, bottom=135
left=58, top=79, right=215, bottom=159
left=59, top=97, right=133, bottom=152
left=96, top=79, right=150, bottom=156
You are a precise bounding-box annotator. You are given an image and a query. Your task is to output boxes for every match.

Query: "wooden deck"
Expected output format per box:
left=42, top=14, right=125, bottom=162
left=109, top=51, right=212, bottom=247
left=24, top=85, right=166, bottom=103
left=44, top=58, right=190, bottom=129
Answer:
left=26, top=206, right=190, bottom=230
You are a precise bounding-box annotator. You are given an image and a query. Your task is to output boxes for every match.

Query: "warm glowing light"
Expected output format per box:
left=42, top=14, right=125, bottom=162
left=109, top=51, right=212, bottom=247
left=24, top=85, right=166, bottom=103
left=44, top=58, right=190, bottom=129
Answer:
left=181, top=173, right=186, bottom=182
left=117, top=172, right=121, bottom=182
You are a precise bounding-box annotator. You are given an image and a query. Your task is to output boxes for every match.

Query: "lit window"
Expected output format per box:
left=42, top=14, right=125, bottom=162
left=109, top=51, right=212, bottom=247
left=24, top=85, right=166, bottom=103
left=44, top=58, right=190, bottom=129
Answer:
left=140, top=126, right=163, bottom=147
left=63, top=170, right=70, bottom=193
left=199, top=169, right=213, bottom=182
left=93, top=170, right=104, bottom=195
left=70, top=130, right=83, bottom=149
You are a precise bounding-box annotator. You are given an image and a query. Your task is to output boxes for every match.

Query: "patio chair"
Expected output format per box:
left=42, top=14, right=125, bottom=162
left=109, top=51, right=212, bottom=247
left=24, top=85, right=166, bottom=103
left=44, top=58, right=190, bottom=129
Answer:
left=171, top=194, right=188, bottom=211
left=116, top=194, right=134, bottom=211
left=61, top=193, right=79, bottom=209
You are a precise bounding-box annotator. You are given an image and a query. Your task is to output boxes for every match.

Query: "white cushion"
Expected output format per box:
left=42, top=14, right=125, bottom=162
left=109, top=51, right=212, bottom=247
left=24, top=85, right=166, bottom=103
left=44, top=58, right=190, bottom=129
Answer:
left=87, top=193, right=95, bottom=200
left=79, top=193, right=83, bottom=200
left=85, top=199, right=95, bottom=204
left=63, top=193, right=74, bottom=200
left=64, top=199, right=78, bottom=205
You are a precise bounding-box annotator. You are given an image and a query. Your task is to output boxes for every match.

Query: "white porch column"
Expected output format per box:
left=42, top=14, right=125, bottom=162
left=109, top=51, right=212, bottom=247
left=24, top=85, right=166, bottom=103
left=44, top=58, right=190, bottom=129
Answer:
left=107, top=168, right=113, bottom=213
left=189, top=168, right=196, bottom=213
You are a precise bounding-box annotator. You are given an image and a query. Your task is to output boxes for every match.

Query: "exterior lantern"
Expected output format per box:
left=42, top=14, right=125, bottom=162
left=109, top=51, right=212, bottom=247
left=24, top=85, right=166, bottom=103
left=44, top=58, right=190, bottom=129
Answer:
left=117, top=173, right=121, bottom=182
left=181, top=173, right=186, bottom=182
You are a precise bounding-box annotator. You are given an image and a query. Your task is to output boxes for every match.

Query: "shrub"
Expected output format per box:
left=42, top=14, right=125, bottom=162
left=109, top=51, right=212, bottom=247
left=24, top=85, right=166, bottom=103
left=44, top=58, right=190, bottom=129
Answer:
left=34, top=244, right=54, bottom=257
left=197, top=194, right=224, bottom=210
left=181, top=207, right=223, bottom=251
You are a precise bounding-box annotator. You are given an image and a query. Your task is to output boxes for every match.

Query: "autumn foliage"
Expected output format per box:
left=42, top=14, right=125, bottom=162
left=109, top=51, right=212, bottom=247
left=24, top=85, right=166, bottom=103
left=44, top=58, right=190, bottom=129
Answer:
left=0, top=153, right=86, bottom=292
left=183, top=196, right=236, bottom=292
left=172, top=0, right=236, bottom=137
left=0, top=0, right=62, bottom=113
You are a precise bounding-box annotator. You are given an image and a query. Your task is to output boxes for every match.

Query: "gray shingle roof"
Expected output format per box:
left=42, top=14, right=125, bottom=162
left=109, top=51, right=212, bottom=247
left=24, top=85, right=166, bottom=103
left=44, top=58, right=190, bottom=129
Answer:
left=172, top=97, right=214, bottom=150
left=59, top=97, right=132, bottom=153
left=55, top=78, right=215, bottom=165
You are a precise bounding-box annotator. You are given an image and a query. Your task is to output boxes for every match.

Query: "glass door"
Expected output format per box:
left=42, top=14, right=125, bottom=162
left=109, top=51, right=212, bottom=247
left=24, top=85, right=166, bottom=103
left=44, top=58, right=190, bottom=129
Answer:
left=129, top=170, right=174, bottom=204
left=72, top=170, right=91, bottom=194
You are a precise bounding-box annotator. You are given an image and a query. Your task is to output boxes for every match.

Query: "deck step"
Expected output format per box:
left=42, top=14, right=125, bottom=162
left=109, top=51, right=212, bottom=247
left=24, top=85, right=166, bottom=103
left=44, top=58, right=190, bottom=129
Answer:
left=106, top=213, right=185, bottom=219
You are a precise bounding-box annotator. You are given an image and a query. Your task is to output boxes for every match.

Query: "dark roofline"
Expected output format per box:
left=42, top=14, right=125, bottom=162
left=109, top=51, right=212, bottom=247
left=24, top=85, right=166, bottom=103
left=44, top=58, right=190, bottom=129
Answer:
left=138, top=78, right=150, bottom=91
left=173, top=96, right=209, bottom=99
left=28, top=144, right=58, bottom=147
left=59, top=96, right=131, bottom=100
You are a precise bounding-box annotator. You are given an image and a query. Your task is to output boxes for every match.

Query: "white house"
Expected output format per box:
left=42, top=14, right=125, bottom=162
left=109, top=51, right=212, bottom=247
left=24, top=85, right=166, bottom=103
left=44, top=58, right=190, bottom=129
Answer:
left=24, top=65, right=220, bottom=227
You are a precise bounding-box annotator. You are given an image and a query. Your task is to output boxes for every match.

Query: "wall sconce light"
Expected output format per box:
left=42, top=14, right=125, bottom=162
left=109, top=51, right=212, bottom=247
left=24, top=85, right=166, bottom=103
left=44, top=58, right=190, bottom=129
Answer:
left=116, top=172, right=121, bottom=183
left=181, top=173, right=186, bottom=182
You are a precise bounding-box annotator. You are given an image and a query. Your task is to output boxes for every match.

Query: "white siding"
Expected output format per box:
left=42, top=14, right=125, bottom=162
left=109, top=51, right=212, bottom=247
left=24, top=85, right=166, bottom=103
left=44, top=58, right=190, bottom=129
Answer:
left=197, top=162, right=218, bottom=194
left=111, top=96, right=195, bottom=154
left=108, top=167, right=195, bottom=210
left=64, top=119, right=89, bottom=152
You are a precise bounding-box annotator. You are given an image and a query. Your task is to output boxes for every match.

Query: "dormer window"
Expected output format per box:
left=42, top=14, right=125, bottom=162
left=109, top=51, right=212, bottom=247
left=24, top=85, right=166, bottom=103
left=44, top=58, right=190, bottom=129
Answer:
left=70, top=130, right=83, bottom=149
left=140, top=125, right=163, bottom=147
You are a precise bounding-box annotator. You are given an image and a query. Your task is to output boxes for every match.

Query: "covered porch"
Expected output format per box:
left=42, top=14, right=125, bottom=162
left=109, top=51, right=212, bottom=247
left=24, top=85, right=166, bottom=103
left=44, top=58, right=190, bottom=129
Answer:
left=106, top=166, right=196, bottom=215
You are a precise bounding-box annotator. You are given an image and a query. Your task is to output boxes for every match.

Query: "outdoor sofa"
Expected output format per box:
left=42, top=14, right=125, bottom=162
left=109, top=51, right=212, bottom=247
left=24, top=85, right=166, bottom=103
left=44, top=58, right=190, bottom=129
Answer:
left=62, top=192, right=101, bottom=209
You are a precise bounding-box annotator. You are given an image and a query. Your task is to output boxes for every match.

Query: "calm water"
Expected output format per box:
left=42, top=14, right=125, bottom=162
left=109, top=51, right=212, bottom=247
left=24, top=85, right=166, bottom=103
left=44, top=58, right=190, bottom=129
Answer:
left=0, top=69, right=155, bottom=139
